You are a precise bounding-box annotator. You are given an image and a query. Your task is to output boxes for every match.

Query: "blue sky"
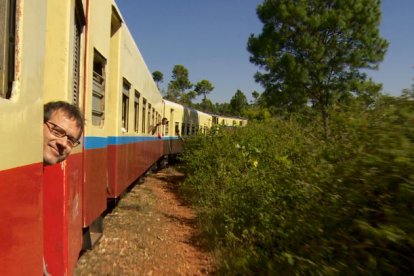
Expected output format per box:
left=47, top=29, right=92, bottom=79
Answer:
left=116, top=0, right=414, bottom=103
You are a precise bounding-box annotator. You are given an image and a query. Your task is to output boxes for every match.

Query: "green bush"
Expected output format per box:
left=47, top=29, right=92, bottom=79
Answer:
left=178, top=96, right=414, bottom=275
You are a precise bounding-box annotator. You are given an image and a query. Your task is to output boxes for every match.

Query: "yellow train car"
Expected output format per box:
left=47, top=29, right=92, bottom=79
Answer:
left=213, top=114, right=248, bottom=127
left=163, top=99, right=212, bottom=137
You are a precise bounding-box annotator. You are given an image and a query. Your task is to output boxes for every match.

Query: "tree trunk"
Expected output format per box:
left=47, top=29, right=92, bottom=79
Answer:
left=322, top=108, right=330, bottom=139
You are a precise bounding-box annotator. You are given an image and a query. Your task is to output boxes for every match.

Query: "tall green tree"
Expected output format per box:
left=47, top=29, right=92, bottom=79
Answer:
left=180, top=90, right=197, bottom=107
left=215, top=102, right=232, bottom=116
left=252, top=90, right=260, bottom=105
left=230, top=89, right=248, bottom=116
left=247, top=0, right=388, bottom=134
left=152, top=70, right=164, bottom=89
left=166, top=65, right=193, bottom=102
left=194, top=79, right=214, bottom=101
left=194, top=98, right=217, bottom=114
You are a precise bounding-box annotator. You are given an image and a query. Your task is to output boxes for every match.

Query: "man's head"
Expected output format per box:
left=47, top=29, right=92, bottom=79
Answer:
left=43, top=101, right=84, bottom=166
left=161, top=117, right=168, bottom=125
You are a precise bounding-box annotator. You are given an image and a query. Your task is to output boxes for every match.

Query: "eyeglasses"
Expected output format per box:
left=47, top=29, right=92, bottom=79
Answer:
left=45, top=121, right=80, bottom=147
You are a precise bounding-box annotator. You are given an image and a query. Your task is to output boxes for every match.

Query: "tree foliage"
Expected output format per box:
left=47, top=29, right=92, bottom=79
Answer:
left=194, top=79, right=214, bottom=101
left=251, top=90, right=260, bottom=105
left=152, top=70, right=163, bottom=89
left=230, top=89, right=249, bottom=116
left=165, top=65, right=193, bottom=102
left=180, top=90, right=197, bottom=107
left=247, top=0, right=388, bottom=133
left=194, top=98, right=217, bottom=114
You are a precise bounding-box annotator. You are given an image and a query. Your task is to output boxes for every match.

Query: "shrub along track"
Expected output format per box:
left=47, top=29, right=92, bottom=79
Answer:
left=74, top=167, right=213, bottom=275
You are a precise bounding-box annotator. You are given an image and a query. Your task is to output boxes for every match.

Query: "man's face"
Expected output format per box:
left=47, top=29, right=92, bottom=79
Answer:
left=43, top=109, right=81, bottom=166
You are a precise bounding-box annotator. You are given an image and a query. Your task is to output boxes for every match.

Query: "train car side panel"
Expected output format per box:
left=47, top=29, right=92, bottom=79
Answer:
left=83, top=138, right=108, bottom=226
left=107, top=138, right=163, bottom=198
left=81, top=0, right=112, bottom=232
left=43, top=153, right=83, bottom=276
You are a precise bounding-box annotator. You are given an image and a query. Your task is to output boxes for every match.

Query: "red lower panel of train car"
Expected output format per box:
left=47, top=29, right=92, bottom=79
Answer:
left=83, top=137, right=108, bottom=227
left=43, top=153, right=83, bottom=276
left=0, top=163, right=43, bottom=275
left=107, top=137, right=163, bottom=198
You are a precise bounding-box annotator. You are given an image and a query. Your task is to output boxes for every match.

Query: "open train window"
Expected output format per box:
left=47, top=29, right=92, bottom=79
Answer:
left=134, top=90, right=140, bottom=133
left=175, top=122, right=180, bottom=136
left=0, top=0, right=16, bottom=99
left=92, top=49, right=106, bottom=126
left=168, top=109, right=174, bottom=136
left=152, top=107, right=155, bottom=128
left=147, top=103, right=151, bottom=134
left=164, top=119, right=169, bottom=136
left=122, top=79, right=130, bottom=132
left=142, top=98, right=146, bottom=133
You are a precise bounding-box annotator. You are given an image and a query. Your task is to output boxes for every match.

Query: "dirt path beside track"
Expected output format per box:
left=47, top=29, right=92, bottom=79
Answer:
left=74, top=167, right=214, bottom=275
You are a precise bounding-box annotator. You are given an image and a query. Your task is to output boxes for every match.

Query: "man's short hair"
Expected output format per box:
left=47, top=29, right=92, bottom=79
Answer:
left=44, top=101, right=84, bottom=137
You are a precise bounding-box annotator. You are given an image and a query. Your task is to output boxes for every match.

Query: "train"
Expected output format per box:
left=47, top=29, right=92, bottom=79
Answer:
left=0, top=0, right=247, bottom=274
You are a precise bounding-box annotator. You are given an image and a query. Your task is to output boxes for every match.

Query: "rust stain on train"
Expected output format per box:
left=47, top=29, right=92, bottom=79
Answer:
left=14, top=0, right=23, bottom=79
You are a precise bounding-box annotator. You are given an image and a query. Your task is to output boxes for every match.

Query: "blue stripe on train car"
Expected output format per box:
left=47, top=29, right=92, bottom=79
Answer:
left=84, top=136, right=178, bottom=149
left=84, top=136, right=108, bottom=149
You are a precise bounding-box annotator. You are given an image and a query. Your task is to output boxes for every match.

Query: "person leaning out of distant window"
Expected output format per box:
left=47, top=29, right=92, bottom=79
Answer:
left=148, top=117, right=168, bottom=139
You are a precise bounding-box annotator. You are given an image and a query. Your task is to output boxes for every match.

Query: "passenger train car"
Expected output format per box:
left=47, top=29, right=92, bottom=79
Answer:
left=0, top=0, right=246, bottom=274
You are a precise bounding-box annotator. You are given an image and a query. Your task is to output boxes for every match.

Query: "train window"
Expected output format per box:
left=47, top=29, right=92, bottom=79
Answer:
left=122, top=79, right=130, bottom=132
left=168, top=109, right=174, bottom=136
left=187, top=124, right=190, bottom=135
left=152, top=107, right=155, bottom=128
left=181, top=123, right=185, bottom=136
left=175, top=122, right=180, bottom=136
left=92, top=50, right=106, bottom=126
left=134, top=90, right=140, bottom=133
left=72, top=0, right=85, bottom=105
left=213, top=116, right=219, bottom=125
left=0, top=0, right=16, bottom=99
left=147, top=104, right=151, bottom=133
left=142, top=98, right=146, bottom=133
left=164, top=120, right=169, bottom=136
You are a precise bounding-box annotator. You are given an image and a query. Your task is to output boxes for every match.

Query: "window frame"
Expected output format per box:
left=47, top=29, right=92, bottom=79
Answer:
left=0, top=0, right=16, bottom=99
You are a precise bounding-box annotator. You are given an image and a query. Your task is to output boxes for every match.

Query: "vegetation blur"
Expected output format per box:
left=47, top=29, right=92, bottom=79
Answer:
left=170, top=0, right=414, bottom=274
left=179, top=92, right=414, bottom=274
